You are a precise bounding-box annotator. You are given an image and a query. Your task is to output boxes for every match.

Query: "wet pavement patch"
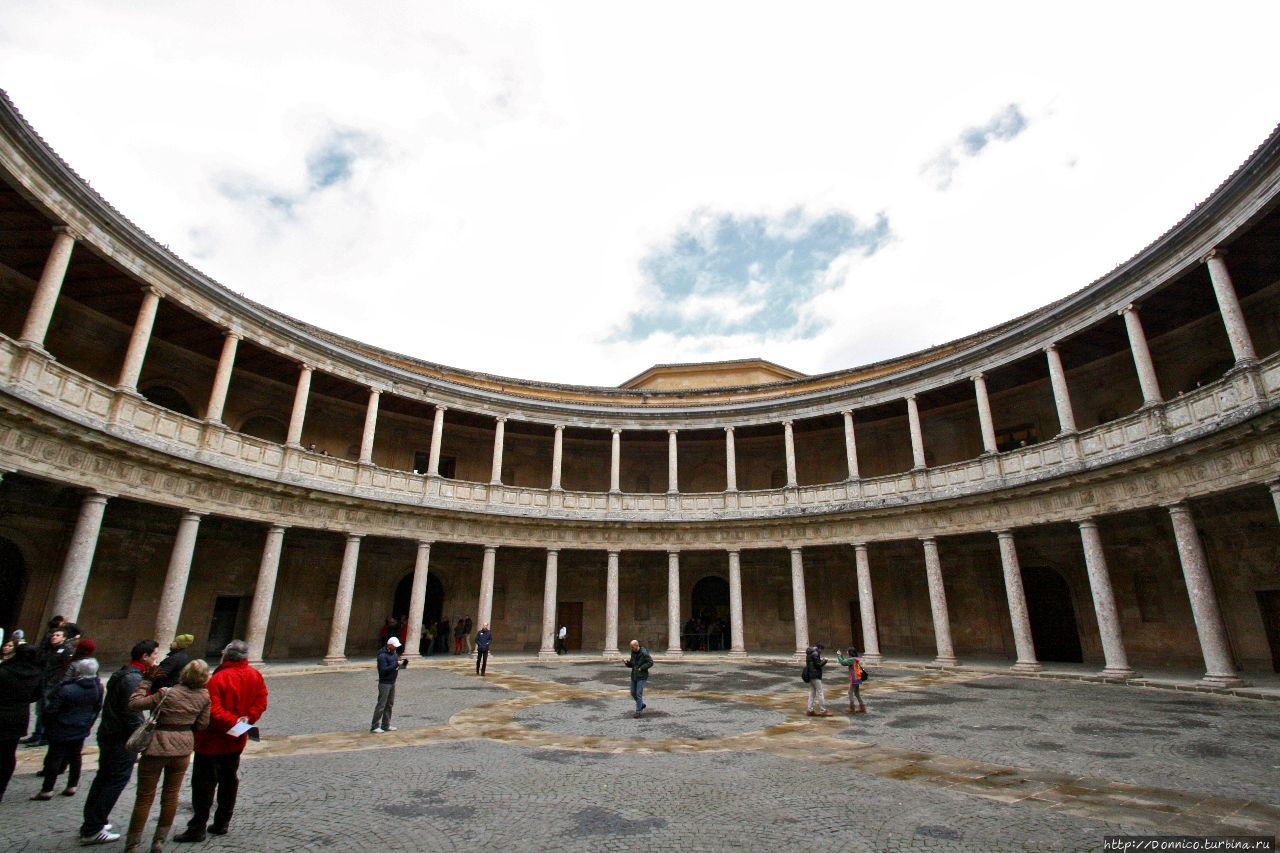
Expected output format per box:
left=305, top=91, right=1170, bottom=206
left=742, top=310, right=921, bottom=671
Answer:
left=916, top=825, right=963, bottom=840
left=574, top=806, right=667, bottom=836
left=884, top=714, right=949, bottom=729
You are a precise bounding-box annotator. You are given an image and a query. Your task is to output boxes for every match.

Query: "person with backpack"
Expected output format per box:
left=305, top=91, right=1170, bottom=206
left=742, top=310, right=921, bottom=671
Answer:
left=835, top=647, right=869, bottom=714
left=803, top=645, right=832, bottom=717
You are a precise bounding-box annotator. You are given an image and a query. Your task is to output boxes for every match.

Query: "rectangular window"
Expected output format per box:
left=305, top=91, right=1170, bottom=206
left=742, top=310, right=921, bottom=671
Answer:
left=996, top=423, right=1041, bottom=453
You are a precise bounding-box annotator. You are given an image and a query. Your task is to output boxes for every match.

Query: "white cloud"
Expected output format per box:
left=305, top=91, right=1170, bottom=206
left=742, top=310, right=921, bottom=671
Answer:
left=0, top=2, right=1277, bottom=385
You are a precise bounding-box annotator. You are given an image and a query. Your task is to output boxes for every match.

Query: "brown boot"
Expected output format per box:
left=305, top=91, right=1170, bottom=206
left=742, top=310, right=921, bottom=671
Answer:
left=124, top=834, right=144, bottom=853
left=150, top=824, right=170, bottom=853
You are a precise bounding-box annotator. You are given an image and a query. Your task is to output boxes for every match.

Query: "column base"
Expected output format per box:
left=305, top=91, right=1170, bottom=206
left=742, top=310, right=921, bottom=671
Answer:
left=859, top=653, right=883, bottom=665
left=664, top=649, right=683, bottom=659
left=931, top=656, right=959, bottom=667
left=726, top=649, right=747, bottom=658
left=537, top=649, right=558, bottom=660
left=1098, top=667, right=1137, bottom=679
left=1198, top=673, right=1246, bottom=689
left=792, top=650, right=808, bottom=663
left=601, top=649, right=622, bottom=659
left=1010, top=661, right=1044, bottom=673
left=321, top=655, right=349, bottom=666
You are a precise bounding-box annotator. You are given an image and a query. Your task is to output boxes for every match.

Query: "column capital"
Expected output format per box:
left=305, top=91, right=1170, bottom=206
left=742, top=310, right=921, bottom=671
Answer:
left=1044, top=342, right=1059, bottom=354
left=416, top=539, right=433, bottom=548
left=1201, top=247, right=1224, bottom=263
left=545, top=548, right=559, bottom=557
left=993, top=528, right=1015, bottom=538
left=83, top=491, right=114, bottom=505
left=1117, top=302, right=1138, bottom=317
left=906, top=392, right=917, bottom=402
left=668, top=428, right=678, bottom=436
left=1073, top=516, right=1099, bottom=529
left=1268, top=481, right=1280, bottom=495
left=179, top=510, right=207, bottom=520
left=1162, top=500, right=1192, bottom=515
left=367, top=385, right=383, bottom=397
left=970, top=371, right=985, bottom=382
left=140, top=284, right=163, bottom=299
left=725, top=547, right=741, bottom=555
left=434, top=403, right=449, bottom=413
left=266, top=523, right=290, bottom=533
left=345, top=533, right=364, bottom=543
left=851, top=541, right=868, bottom=550
left=666, top=548, right=681, bottom=556
left=919, top=535, right=937, bottom=545
left=840, top=409, right=853, bottom=417
left=297, top=362, right=313, bottom=373
left=483, top=544, right=499, bottom=554
left=51, top=224, right=79, bottom=239
left=223, top=328, right=243, bottom=341
left=723, top=425, right=734, bottom=433
left=788, top=546, right=803, bottom=556
left=494, top=415, right=507, bottom=424
left=606, top=549, right=621, bottom=558
left=554, top=423, right=565, bottom=432
left=611, top=427, right=622, bottom=435
left=782, top=419, right=794, bottom=427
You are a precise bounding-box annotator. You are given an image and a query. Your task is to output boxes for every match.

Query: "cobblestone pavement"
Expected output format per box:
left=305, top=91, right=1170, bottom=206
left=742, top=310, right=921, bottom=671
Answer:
left=0, top=657, right=1275, bottom=851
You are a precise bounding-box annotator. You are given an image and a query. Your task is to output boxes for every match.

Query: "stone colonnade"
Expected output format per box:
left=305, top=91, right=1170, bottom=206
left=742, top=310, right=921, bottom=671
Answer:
left=30, top=472, right=1263, bottom=687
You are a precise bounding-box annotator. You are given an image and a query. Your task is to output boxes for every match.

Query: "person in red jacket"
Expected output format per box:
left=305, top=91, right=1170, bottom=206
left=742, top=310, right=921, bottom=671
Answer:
left=173, top=640, right=266, bottom=843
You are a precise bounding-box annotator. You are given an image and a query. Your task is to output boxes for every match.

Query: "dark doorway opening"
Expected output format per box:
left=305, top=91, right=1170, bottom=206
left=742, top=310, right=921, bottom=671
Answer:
left=206, top=595, right=244, bottom=659
left=556, top=601, right=583, bottom=651
left=393, top=573, right=444, bottom=656
left=848, top=600, right=864, bottom=653
left=1257, top=591, right=1280, bottom=673
left=691, top=576, right=729, bottom=651
left=0, top=538, right=26, bottom=635
left=1022, top=566, right=1083, bottom=663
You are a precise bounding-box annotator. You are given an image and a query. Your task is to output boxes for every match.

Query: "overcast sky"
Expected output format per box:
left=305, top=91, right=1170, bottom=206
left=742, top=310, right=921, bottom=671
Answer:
left=2, top=3, right=1277, bottom=386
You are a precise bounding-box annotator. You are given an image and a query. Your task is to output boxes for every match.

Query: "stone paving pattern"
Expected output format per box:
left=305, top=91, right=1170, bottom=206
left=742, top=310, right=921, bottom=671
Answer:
left=0, top=657, right=1275, bottom=851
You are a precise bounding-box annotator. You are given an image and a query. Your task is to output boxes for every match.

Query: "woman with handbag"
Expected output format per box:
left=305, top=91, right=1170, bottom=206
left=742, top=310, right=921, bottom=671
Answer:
left=125, top=659, right=211, bottom=853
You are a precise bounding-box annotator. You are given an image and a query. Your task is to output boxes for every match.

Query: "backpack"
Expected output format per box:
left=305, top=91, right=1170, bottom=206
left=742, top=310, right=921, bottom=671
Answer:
left=801, top=663, right=811, bottom=683
left=854, top=661, right=870, bottom=682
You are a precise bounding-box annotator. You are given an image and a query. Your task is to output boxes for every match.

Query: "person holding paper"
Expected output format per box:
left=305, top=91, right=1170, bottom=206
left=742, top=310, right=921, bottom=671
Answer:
left=173, top=640, right=266, bottom=843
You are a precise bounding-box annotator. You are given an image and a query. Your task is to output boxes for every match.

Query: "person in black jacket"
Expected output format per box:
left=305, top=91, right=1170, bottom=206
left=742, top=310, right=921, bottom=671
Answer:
left=370, top=637, right=405, bottom=734
left=805, top=645, right=831, bottom=717
left=623, top=640, right=654, bottom=718
left=79, top=640, right=161, bottom=844
left=150, top=634, right=192, bottom=691
left=0, top=644, right=42, bottom=802
left=474, top=623, right=491, bottom=675
left=22, top=621, right=72, bottom=747
left=32, top=658, right=104, bottom=799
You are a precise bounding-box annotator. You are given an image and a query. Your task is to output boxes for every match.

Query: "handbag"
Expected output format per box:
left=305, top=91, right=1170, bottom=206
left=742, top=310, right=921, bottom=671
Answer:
left=125, top=691, right=168, bottom=754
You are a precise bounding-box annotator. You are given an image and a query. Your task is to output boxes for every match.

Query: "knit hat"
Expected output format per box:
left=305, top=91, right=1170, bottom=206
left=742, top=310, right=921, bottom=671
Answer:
left=72, top=638, right=97, bottom=659
left=173, top=634, right=194, bottom=650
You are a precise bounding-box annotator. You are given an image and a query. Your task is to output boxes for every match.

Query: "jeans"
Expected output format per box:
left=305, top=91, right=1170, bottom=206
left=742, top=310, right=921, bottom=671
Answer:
left=81, top=733, right=137, bottom=836
left=631, top=677, right=647, bottom=713
left=128, top=753, right=190, bottom=843
left=475, top=648, right=489, bottom=675
left=41, top=737, right=85, bottom=791
left=186, top=752, right=241, bottom=833
left=372, top=683, right=396, bottom=730
left=806, top=678, right=827, bottom=713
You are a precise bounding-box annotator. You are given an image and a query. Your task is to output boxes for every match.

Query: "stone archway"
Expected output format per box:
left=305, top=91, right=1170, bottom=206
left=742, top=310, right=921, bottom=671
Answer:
left=1022, top=566, right=1084, bottom=663
left=0, top=537, right=26, bottom=635
left=393, top=572, right=444, bottom=656
left=691, top=576, right=730, bottom=652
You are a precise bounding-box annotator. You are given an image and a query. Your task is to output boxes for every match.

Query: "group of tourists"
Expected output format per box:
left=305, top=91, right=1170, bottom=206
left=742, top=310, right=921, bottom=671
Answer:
left=802, top=644, right=870, bottom=717
left=0, top=619, right=267, bottom=851
left=382, top=614, right=476, bottom=657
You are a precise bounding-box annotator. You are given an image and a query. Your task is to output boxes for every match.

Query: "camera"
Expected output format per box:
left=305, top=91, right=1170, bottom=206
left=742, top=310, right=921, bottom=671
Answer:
left=399, top=658, right=409, bottom=669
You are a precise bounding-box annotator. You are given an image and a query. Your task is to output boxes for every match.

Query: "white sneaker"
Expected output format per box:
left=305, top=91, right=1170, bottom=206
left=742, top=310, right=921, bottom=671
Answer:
left=371, top=727, right=385, bottom=734
left=385, top=725, right=398, bottom=731
left=80, top=829, right=121, bottom=845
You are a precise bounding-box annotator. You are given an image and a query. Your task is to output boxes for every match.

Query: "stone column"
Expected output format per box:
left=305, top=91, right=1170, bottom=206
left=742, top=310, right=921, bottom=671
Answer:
left=789, top=547, right=810, bottom=658
left=19, top=226, right=76, bottom=349
left=427, top=405, right=447, bottom=476
left=842, top=411, right=860, bottom=479
left=539, top=549, right=559, bottom=658
left=973, top=374, right=998, bottom=454
left=727, top=549, right=746, bottom=657
left=323, top=534, right=363, bottom=664
left=853, top=543, right=882, bottom=663
left=666, top=551, right=682, bottom=656
left=1120, top=304, right=1163, bottom=405
left=906, top=394, right=927, bottom=469
left=489, top=417, right=506, bottom=484
left=724, top=427, right=737, bottom=491
left=995, top=530, right=1041, bottom=672
left=403, top=541, right=431, bottom=661
left=667, top=430, right=679, bottom=494
left=358, top=388, right=380, bottom=464
left=550, top=425, right=564, bottom=491
left=285, top=364, right=312, bottom=447
left=478, top=545, right=497, bottom=628
left=154, top=511, right=203, bottom=646
left=1166, top=503, right=1242, bottom=687
left=1077, top=519, right=1136, bottom=678
left=50, top=492, right=110, bottom=623
left=115, top=287, right=161, bottom=392
left=204, top=332, right=240, bottom=423
left=1045, top=344, right=1077, bottom=434
left=921, top=537, right=957, bottom=665
left=783, top=421, right=798, bottom=488
left=610, top=429, right=621, bottom=493
left=245, top=525, right=286, bottom=665
left=604, top=550, right=620, bottom=657
left=1204, top=250, right=1257, bottom=365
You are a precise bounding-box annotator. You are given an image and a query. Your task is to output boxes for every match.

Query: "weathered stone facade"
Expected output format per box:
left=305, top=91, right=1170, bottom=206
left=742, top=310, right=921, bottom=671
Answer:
left=0, top=92, right=1277, bottom=684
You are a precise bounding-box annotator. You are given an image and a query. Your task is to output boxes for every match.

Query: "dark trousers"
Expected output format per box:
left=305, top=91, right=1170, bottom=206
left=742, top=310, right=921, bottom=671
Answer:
left=475, top=648, right=489, bottom=675
left=0, top=737, right=17, bottom=802
left=186, top=752, right=241, bottom=833
left=81, top=733, right=137, bottom=836
left=41, top=737, right=85, bottom=792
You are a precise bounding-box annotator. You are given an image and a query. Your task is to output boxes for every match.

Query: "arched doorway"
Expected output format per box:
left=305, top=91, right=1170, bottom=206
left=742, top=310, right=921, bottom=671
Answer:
left=0, top=537, right=26, bottom=635
left=1021, top=566, right=1083, bottom=663
left=690, top=576, right=729, bottom=652
left=140, top=385, right=197, bottom=418
left=393, top=573, right=444, bottom=656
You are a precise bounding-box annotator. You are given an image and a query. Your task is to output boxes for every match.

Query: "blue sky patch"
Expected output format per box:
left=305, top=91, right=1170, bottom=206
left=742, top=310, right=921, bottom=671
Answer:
left=924, top=103, right=1029, bottom=190
left=617, top=208, right=890, bottom=342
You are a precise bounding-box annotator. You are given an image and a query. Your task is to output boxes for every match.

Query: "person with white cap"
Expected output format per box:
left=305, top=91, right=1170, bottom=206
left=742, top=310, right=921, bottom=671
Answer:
left=370, top=636, right=405, bottom=734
